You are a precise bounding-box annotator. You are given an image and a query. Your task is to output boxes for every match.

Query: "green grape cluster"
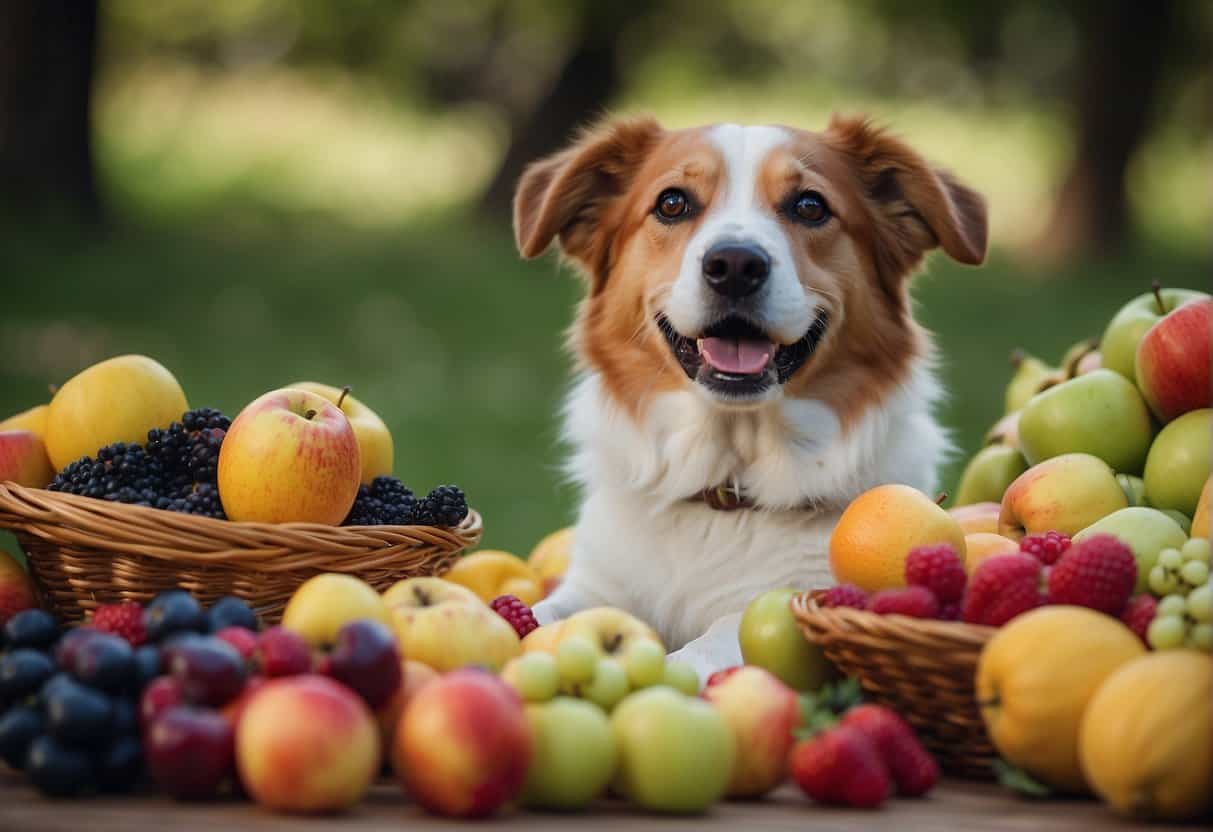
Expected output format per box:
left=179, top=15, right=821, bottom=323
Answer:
left=1146, top=538, right=1212, bottom=652
left=501, top=636, right=699, bottom=711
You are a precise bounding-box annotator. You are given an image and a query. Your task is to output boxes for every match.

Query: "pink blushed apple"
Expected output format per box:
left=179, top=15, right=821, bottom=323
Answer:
left=391, top=668, right=532, bottom=818
left=1135, top=298, right=1213, bottom=423
left=217, top=388, right=361, bottom=524
left=999, top=453, right=1127, bottom=539
left=0, top=430, right=55, bottom=488
left=702, top=665, right=799, bottom=797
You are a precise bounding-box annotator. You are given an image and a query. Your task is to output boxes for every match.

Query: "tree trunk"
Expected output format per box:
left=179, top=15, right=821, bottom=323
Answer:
left=0, top=0, right=101, bottom=225
left=478, top=6, right=629, bottom=219
left=1039, top=0, right=1175, bottom=259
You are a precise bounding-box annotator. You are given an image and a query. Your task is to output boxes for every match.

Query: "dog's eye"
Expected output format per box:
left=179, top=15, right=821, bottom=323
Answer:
left=655, top=188, right=690, bottom=221
left=792, top=191, right=831, bottom=225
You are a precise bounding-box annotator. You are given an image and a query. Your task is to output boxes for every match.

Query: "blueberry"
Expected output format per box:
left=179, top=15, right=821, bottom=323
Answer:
left=71, top=633, right=135, bottom=693
left=93, top=733, right=142, bottom=792
left=26, top=734, right=95, bottom=797
left=4, top=609, right=60, bottom=649
left=205, top=596, right=258, bottom=633
left=133, top=645, right=162, bottom=689
left=45, top=676, right=115, bottom=747
left=143, top=591, right=205, bottom=642
left=0, top=648, right=55, bottom=703
left=0, top=704, right=44, bottom=769
left=38, top=672, right=75, bottom=708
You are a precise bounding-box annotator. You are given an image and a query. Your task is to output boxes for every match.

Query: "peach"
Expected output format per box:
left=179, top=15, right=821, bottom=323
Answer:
left=0, top=430, right=55, bottom=488
left=444, top=550, right=544, bottom=606
left=949, top=501, right=1001, bottom=536
left=392, top=668, right=532, bottom=818
left=999, top=453, right=1127, bottom=539
left=236, top=675, right=379, bottom=813
left=963, top=533, right=1021, bottom=573
left=701, top=666, right=799, bottom=797
left=375, top=659, right=439, bottom=755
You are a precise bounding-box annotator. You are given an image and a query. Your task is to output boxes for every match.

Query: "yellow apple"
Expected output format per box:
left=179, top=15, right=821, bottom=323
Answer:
left=444, top=550, right=544, bottom=606
left=217, top=388, right=361, bottom=524
left=287, top=382, right=393, bottom=484
left=0, top=431, right=55, bottom=488
left=999, top=453, right=1127, bottom=539
left=385, top=577, right=520, bottom=672
left=281, top=573, right=390, bottom=648
left=381, top=576, right=482, bottom=609
left=556, top=607, right=663, bottom=658
left=45, top=355, right=188, bottom=470
left=0, top=404, right=48, bottom=439
left=949, top=502, right=1001, bottom=536
left=528, top=527, right=573, bottom=596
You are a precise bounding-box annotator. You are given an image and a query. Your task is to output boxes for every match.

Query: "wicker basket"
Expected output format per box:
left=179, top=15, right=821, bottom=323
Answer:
left=0, top=481, right=482, bottom=625
left=791, top=590, right=997, bottom=778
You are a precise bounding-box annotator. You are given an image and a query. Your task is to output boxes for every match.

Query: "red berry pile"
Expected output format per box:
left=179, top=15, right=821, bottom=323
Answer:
left=490, top=595, right=539, bottom=639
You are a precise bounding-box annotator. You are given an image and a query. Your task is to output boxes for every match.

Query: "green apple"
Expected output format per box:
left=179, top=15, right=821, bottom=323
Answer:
left=610, top=687, right=734, bottom=813
left=1101, top=285, right=1210, bottom=385
left=1005, top=351, right=1059, bottom=414
left=954, top=445, right=1028, bottom=506
left=1073, top=507, right=1188, bottom=593
left=522, top=697, right=617, bottom=811
left=1018, top=369, right=1153, bottom=474
left=1116, top=474, right=1148, bottom=507
left=1143, top=409, right=1211, bottom=518
left=739, top=589, right=835, bottom=692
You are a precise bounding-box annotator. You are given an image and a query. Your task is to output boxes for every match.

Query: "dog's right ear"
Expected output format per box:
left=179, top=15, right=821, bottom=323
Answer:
left=513, top=117, right=663, bottom=272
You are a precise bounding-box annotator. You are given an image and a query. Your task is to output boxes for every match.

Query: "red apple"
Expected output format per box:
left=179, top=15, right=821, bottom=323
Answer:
left=1135, top=298, right=1213, bottom=423
left=702, top=665, right=799, bottom=797
left=146, top=706, right=235, bottom=800
left=0, top=550, right=38, bottom=628
left=0, top=430, right=54, bottom=488
left=217, top=388, right=361, bottom=524
left=391, top=668, right=532, bottom=818
left=236, top=674, right=379, bottom=813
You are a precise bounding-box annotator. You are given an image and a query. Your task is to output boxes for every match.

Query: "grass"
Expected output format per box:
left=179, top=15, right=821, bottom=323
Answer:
left=1, top=221, right=1209, bottom=557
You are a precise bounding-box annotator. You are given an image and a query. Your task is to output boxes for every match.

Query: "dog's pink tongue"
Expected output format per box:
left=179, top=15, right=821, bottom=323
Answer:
left=699, top=337, right=773, bottom=374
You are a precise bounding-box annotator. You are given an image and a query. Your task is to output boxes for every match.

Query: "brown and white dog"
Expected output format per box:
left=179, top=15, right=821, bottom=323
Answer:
left=514, top=116, right=987, bottom=679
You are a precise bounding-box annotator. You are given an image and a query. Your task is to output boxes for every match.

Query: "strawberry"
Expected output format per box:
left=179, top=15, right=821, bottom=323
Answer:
left=789, top=725, right=891, bottom=808
left=840, top=704, right=938, bottom=797
left=1120, top=594, right=1157, bottom=646
left=90, top=602, right=147, bottom=647
left=821, top=584, right=869, bottom=609
left=962, top=553, right=1044, bottom=627
left=1019, top=531, right=1071, bottom=566
left=905, top=544, right=966, bottom=603
left=868, top=586, right=939, bottom=618
left=1046, top=534, right=1136, bottom=616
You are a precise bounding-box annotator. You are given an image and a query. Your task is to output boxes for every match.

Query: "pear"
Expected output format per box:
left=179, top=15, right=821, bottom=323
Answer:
left=1005, top=351, right=1059, bottom=414
left=954, top=445, right=1029, bottom=507
left=984, top=411, right=1021, bottom=449
left=1058, top=337, right=1100, bottom=379
left=1116, top=474, right=1148, bottom=507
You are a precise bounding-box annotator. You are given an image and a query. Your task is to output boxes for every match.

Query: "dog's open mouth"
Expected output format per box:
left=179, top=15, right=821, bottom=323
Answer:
left=657, top=312, right=830, bottom=397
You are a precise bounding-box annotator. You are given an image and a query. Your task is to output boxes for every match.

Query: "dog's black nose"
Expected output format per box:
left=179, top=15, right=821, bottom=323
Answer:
left=702, top=242, right=770, bottom=298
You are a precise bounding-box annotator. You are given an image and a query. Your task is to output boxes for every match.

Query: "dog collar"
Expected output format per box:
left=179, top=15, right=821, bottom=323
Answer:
left=688, top=480, right=832, bottom=513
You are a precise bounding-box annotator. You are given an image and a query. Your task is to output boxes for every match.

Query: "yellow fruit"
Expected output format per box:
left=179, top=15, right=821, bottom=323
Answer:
left=829, top=484, right=967, bottom=592
left=528, top=526, right=573, bottom=596
left=522, top=623, right=565, bottom=654
left=444, top=550, right=544, bottom=606
left=949, top=502, right=1001, bottom=536
left=1191, top=477, right=1210, bottom=539
left=976, top=606, right=1144, bottom=793
left=381, top=576, right=481, bottom=610
left=962, top=533, right=1020, bottom=572
left=0, top=404, right=49, bottom=439
left=1079, top=650, right=1211, bottom=820
left=281, top=574, right=390, bottom=648
left=46, top=355, right=189, bottom=471
left=558, top=607, right=663, bottom=657
left=287, top=382, right=394, bottom=485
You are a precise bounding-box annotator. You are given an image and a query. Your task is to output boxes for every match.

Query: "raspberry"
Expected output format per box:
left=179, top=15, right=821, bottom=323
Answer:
left=937, top=602, right=961, bottom=621
left=789, top=725, right=891, bottom=808
left=905, top=544, right=966, bottom=603
left=840, top=704, right=939, bottom=797
left=1120, top=594, right=1157, bottom=646
left=867, top=586, right=939, bottom=619
left=1019, top=531, right=1071, bottom=566
left=90, top=602, right=147, bottom=647
left=962, top=554, right=1043, bottom=627
left=821, top=584, right=869, bottom=609
left=490, top=595, right=538, bottom=639
left=1047, top=534, right=1136, bottom=616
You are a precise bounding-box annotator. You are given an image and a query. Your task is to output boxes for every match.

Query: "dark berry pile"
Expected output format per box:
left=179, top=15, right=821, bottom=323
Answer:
left=342, top=478, right=468, bottom=527
left=48, top=408, right=230, bottom=520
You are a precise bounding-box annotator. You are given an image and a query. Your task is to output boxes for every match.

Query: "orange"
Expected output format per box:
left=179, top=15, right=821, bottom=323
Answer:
left=963, top=533, right=1020, bottom=572
left=829, top=484, right=967, bottom=592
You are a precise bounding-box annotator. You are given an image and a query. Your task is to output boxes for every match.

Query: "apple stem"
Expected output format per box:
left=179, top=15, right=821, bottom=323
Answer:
left=304, top=409, right=317, bottom=421
left=1009, top=349, right=1024, bottom=369
left=1151, top=279, right=1164, bottom=313
left=47, top=383, right=58, bottom=396
left=337, top=386, right=352, bottom=410
left=935, top=492, right=948, bottom=506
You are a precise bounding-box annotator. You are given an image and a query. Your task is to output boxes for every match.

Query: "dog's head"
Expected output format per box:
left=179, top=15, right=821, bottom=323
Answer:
left=514, top=116, right=986, bottom=422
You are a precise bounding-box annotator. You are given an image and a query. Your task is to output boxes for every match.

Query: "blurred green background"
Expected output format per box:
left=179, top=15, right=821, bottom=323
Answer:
left=1, top=1, right=1210, bottom=555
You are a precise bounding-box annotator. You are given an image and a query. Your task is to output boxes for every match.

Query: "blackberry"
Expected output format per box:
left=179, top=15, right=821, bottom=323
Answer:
left=186, top=427, right=226, bottom=484
left=342, top=476, right=417, bottom=526
left=414, top=485, right=468, bottom=527
left=146, top=421, right=190, bottom=471
left=178, top=483, right=225, bottom=520
left=181, top=407, right=231, bottom=432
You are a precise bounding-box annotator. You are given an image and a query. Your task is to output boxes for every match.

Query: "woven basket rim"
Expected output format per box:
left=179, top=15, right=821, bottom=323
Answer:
left=793, top=589, right=997, bottom=646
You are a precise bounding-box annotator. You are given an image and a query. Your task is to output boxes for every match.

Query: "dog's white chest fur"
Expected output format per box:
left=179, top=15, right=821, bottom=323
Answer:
left=549, top=361, right=950, bottom=651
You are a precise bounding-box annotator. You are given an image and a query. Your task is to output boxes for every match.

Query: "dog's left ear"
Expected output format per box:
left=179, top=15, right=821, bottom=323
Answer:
left=825, top=115, right=988, bottom=278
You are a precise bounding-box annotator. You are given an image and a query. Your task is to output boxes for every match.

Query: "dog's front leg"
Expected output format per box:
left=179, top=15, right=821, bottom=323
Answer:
left=531, top=574, right=601, bottom=626
left=665, top=612, right=744, bottom=683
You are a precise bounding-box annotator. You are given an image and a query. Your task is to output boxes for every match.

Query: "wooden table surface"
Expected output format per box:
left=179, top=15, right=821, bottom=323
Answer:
left=0, top=773, right=1178, bottom=831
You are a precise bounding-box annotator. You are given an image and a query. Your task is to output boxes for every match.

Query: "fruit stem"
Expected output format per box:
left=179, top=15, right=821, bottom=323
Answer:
left=1009, top=349, right=1024, bottom=369
left=1151, top=279, right=1164, bottom=313
left=935, top=492, right=948, bottom=506
left=304, top=409, right=317, bottom=421
left=47, top=383, right=58, bottom=396
left=337, top=386, right=352, bottom=410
